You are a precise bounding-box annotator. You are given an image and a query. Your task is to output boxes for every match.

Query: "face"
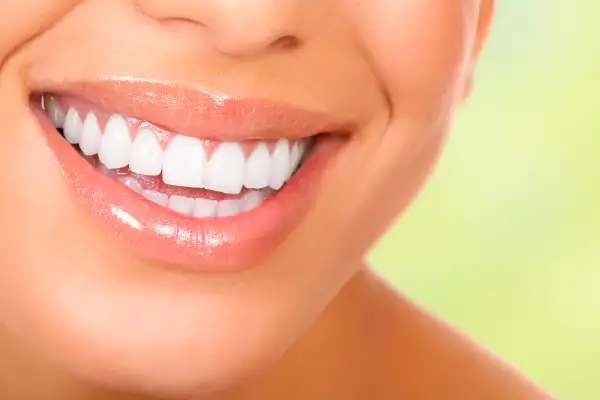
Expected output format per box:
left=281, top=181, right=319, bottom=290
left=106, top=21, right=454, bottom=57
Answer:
left=0, top=0, right=491, bottom=397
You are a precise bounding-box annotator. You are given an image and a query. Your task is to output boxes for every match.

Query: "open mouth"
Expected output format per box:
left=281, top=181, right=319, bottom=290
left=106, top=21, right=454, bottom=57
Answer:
left=32, top=80, right=347, bottom=271
left=42, top=94, right=311, bottom=218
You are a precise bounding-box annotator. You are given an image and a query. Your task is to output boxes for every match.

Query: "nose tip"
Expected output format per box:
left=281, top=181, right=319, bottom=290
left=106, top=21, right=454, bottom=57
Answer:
left=136, top=0, right=303, bottom=57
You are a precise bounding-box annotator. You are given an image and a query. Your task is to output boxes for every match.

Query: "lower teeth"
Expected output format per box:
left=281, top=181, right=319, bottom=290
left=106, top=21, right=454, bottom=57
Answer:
left=98, top=166, right=271, bottom=218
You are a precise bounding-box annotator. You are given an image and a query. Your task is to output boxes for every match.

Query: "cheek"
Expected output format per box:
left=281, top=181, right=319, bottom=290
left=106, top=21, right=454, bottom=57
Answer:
left=329, top=0, right=472, bottom=250
left=351, top=0, right=470, bottom=109
left=0, top=0, right=81, bottom=61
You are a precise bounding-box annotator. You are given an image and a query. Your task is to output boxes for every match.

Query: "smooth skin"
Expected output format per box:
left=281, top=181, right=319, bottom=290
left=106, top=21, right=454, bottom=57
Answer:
left=0, top=1, right=553, bottom=399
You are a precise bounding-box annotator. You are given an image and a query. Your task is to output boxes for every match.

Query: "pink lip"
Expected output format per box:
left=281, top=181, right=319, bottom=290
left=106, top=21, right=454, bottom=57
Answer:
left=31, top=81, right=345, bottom=272
left=41, top=78, right=354, bottom=140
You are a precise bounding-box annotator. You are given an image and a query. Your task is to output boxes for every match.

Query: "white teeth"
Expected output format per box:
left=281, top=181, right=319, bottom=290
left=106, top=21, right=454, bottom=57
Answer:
left=117, top=176, right=142, bottom=193
left=269, top=139, right=291, bottom=190
left=216, top=199, right=241, bottom=217
left=142, top=190, right=169, bottom=206
left=204, top=142, right=246, bottom=194
left=168, top=195, right=195, bottom=215
left=240, top=191, right=266, bottom=212
left=48, top=98, right=309, bottom=196
left=193, top=198, right=218, bottom=218
left=45, top=96, right=66, bottom=128
left=99, top=115, right=132, bottom=169
left=129, top=129, right=163, bottom=176
left=288, top=142, right=302, bottom=179
left=63, top=108, right=84, bottom=144
left=163, top=135, right=207, bottom=188
left=244, top=142, right=272, bottom=189
left=79, top=112, right=103, bottom=155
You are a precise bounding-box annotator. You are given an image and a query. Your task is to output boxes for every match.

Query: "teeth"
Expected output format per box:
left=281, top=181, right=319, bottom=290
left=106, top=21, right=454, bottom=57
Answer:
left=193, top=198, right=218, bottom=218
left=63, top=108, right=83, bottom=144
left=118, top=176, right=142, bottom=193
left=216, top=199, right=241, bottom=217
left=129, top=129, right=163, bottom=176
left=269, top=139, right=291, bottom=190
left=204, top=142, right=246, bottom=194
left=110, top=173, right=268, bottom=218
left=45, top=95, right=66, bottom=128
left=163, top=135, right=207, bottom=189
left=240, top=191, right=266, bottom=212
left=48, top=99, right=310, bottom=195
left=79, top=112, right=103, bottom=155
left=99, top=115, right=132, bottom=169
left=168, top=195, right=195, bottom=215
left=142, top=189, right=169, bottom=206
left=244, top=142, right=272, bottom=189
left=289, top=142, right=302, bottom=179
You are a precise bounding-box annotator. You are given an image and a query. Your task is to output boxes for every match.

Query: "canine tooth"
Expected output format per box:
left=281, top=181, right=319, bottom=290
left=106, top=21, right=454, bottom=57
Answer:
left=45, top=96, right=66, bottom=128
left=63, top=108, right=83, bottom=144
left=142, top=190, right=169, bottom=206
left=204, top=142, right=245, bottom=194
left=288, top=142, right=302, bottom=180
left=244, top=142, right=271, bottom=189
left=240, top=191, right=265, bottom=212
left=269, top=139, right=290, bottom=190
left=192, top=198, right=218, bottom=218
left=168, top=195, right=195, bottom=215
left=117, top=176, right=142, bottom=193
left=99, top=115, right=132, bottom=169
left=216, top=199, right=241, bottom=217
left=130, top=129, right=163, bottom=176
left=163, top=135, right=206, bottom=188
left=79, top=112, right=102, bottom=155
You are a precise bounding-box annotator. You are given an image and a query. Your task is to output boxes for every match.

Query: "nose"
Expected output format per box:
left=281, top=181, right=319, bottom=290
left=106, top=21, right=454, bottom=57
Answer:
left=136, top=0, right=304, bottom=56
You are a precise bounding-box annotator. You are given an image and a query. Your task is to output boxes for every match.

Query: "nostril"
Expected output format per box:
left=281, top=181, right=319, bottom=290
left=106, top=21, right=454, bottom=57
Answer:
left=271, top=35, right=301, bottom=51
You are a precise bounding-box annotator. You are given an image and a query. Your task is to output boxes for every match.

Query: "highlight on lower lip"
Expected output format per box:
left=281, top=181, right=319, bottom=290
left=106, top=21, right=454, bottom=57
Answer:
left=33, top=100, right=344, bottom=271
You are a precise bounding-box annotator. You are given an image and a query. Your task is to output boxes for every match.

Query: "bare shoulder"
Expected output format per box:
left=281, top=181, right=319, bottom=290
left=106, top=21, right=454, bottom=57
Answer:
left=364, top=272, right=556, bottom=400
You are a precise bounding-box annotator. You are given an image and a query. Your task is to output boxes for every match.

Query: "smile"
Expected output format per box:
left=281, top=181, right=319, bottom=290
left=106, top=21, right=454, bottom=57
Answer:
left=32, top=79, right=350, bottom=271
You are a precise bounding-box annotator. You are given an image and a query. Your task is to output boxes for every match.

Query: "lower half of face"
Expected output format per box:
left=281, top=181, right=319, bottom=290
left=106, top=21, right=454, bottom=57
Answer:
left=0, top=0, right=474, bottom=396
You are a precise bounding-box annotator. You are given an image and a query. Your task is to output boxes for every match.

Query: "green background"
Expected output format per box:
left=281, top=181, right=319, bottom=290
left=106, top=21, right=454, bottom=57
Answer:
left=372, top=1, right=599, bottom=398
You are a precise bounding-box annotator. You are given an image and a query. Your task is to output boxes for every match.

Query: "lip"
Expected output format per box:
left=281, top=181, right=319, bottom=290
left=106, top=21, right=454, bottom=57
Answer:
left=38, top=78, right=355, bottom=141
left=31, top=82, right=345, bottom=272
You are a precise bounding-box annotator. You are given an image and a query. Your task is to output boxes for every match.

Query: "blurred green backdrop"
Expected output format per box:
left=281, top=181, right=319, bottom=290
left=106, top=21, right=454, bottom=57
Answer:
left=371, top=1, right=599, bottom=398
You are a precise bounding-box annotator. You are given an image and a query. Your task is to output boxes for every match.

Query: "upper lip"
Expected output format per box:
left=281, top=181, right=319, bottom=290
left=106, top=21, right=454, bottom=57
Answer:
left=39, top=78, right=355, bottom=141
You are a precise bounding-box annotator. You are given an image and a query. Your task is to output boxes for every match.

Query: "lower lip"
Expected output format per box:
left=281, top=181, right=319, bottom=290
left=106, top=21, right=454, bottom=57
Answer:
left=32, top=104, right=343, bottom=272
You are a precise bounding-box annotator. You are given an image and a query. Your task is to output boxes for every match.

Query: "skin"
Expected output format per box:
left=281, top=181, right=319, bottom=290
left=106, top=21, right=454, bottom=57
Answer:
left=0, top=0, right=553, bottom=399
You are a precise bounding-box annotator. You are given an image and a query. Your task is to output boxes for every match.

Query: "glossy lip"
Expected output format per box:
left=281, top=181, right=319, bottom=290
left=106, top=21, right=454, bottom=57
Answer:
left=31, top=81, right=347, bottom=272
left=38, top=78, right=355, bottom=141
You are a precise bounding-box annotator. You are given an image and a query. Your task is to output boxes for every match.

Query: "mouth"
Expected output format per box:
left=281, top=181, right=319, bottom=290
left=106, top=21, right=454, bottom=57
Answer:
left=32, top=80, right=349, bottom=271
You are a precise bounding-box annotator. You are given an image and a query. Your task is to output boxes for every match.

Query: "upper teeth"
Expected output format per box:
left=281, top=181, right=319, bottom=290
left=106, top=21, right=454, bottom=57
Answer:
left=47, top=97, right=308, bottom=194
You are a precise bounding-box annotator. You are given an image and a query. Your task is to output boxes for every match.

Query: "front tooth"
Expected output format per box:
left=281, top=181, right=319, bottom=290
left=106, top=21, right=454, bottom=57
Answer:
left=99, top=115, right=132, bottom=169
left=142, top=190, right=169, bottom=206
left=269, top=139, right=290, bottom=190
left=162, top=135, right=206, bottom=188
left=204, top=142, right=245, bottom=194
left=168, top=195, right=195, bottom=215
left=129, top=129, right=163, bottom=176
left=193, top=198, right=218, bottom=218
left=244, top=142, right=271, bottom=189
left=216, top=199, right=241, bottom=217
left=288, top=142, right=302, bottom=179
left=45, top=96, right=66, bottom=128
left=63, top=108, right=83, bottom=144
left=240, top=191, right=266, bottom=212
left=79, top=112, right=102, bottom=155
